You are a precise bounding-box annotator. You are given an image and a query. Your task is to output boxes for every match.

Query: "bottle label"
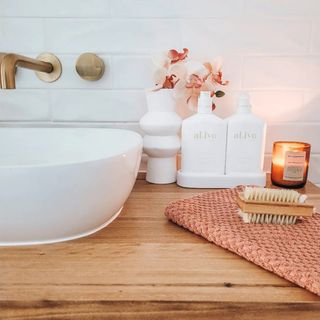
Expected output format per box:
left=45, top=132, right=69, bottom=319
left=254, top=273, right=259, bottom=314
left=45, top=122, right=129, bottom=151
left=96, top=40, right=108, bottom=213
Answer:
left=233, top=131, right=257, bottom=140
left=193, top=130, right=216, bottom=140
left=283, top=151, right=306, bottom=181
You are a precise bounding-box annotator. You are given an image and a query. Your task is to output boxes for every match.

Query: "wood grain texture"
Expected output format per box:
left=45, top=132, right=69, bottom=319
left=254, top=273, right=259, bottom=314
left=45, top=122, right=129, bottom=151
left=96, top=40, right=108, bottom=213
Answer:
left=1, top=177, right=320, bottom=319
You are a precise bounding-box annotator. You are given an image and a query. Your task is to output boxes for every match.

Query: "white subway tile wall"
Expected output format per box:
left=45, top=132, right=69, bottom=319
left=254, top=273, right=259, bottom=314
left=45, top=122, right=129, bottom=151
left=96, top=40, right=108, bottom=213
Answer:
left=0, top=0, right=319, bottom=183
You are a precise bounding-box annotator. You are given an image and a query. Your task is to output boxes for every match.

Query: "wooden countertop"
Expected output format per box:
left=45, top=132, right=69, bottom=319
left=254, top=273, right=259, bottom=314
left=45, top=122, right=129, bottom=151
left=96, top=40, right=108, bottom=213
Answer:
left=1, top=178, right=320, bottom=319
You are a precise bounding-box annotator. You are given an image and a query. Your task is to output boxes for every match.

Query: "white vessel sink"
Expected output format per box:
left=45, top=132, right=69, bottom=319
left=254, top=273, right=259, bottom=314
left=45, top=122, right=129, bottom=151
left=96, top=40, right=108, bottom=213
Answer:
left=0, top=128, right=142, bottom=246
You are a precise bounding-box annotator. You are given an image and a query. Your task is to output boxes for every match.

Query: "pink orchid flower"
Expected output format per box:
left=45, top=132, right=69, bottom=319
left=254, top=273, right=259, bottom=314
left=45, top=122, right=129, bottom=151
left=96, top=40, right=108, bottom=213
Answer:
left=150, top=49, right=229, bottom=112
left=168, top=48, right=189, bottom=64
left=183, top=63, right=228, bottom=111
left=151, top=48, right=189, bottom=90
left=186, top=74, right=203, bottom=89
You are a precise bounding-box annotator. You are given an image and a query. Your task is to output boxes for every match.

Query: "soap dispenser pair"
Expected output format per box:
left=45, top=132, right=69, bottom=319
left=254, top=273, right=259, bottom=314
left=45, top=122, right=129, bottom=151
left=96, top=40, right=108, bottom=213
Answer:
left=177, top=92, right=266, bottom=188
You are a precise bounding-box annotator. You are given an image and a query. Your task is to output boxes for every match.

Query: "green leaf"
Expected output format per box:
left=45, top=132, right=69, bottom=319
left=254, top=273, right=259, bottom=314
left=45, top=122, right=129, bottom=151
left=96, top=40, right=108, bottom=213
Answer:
left=215, top=90, right=225, bottom=98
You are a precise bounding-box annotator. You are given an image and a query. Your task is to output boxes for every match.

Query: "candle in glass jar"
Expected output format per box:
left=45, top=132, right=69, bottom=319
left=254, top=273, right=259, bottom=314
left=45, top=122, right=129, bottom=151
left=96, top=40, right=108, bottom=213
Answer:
left=271, top=141, right=311, bottom=188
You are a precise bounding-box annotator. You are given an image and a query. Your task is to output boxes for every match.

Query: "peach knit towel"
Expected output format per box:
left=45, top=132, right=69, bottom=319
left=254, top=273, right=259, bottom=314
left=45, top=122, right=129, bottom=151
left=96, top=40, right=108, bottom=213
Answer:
left=165, top=187, right=320, bottom=296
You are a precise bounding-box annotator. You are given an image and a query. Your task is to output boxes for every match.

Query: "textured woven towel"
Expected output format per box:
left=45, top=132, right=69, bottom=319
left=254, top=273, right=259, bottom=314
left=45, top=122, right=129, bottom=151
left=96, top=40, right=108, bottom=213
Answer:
left=165, top=187, right=320, bottom=296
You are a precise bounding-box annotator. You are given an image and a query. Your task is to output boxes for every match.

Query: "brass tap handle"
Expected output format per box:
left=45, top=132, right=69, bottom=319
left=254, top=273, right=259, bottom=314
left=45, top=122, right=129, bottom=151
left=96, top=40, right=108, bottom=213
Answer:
left=76, top=53, right=105, bottom=81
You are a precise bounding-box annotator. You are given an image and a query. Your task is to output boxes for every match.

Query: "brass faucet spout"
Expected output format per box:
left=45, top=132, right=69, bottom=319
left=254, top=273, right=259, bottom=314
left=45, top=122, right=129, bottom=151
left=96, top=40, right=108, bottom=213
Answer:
left=0, top=53, right=62, bottom=89
left=0, top=53, right=7, bottom=89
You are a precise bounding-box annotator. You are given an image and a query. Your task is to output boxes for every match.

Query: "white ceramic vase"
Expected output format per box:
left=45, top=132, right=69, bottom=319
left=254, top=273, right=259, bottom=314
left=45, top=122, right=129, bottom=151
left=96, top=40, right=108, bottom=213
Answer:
left=140, top=89, right=182, bottom=184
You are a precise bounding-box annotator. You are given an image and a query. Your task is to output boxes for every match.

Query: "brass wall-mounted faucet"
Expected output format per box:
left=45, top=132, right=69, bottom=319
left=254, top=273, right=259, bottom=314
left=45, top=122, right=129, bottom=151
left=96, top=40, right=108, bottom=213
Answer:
left=0, top=52, right=62, bottom=89
left=0, top=53, right=7, bottom=88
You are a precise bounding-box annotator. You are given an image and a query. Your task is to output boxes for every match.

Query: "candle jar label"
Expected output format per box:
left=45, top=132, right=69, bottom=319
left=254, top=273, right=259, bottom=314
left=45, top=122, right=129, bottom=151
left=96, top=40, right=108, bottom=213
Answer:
left=283, top=151, right=306, bottom=181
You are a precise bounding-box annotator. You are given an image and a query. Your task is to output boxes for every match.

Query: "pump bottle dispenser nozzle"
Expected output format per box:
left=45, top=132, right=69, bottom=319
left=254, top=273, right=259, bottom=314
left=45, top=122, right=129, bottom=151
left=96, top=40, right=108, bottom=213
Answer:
left=198, top=91, right=212, bottom=114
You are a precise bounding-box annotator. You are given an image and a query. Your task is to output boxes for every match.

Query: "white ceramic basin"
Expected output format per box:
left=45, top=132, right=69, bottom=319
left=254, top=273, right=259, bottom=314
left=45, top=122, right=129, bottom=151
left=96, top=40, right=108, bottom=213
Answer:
left=0, top=128, right=142, bottom=246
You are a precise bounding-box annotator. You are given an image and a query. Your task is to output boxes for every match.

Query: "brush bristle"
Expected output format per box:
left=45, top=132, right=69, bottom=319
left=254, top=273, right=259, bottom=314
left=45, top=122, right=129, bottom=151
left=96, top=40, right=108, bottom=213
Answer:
left=238, top=210, right=298, bottom=225
left=243, top=187, right=307, bottom=204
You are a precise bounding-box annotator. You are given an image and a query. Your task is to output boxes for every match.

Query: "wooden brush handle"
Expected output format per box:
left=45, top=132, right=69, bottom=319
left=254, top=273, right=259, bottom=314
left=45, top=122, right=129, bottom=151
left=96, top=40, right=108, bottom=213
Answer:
left=237, top=193, right=314, bottom=217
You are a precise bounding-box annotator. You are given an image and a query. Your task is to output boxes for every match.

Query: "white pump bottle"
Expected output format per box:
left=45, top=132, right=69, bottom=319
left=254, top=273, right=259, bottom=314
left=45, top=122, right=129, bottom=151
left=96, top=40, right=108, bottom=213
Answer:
left=180, top=91, right=227, bottom=175
left=225, top=92, right=266, bottom=175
